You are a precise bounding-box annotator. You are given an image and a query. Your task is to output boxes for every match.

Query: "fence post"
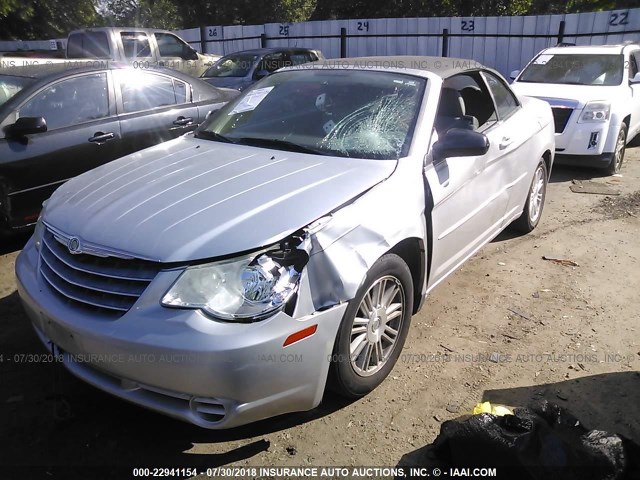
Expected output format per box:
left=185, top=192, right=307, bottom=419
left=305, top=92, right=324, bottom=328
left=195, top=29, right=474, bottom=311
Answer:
left=557, top=21, right=566, bottom=44
left=199, top=25, right=207, bottom=53
left=261, top=33, right=267, bottom=48
left=340, top=27, right=347, bottom=58
left=442, top=28, right=449, bottom=57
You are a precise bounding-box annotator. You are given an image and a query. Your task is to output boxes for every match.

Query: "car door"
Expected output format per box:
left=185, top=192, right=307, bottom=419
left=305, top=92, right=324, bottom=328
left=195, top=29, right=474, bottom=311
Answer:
left=481, top=71, right=539, bottom=224
left=114, top=69, right=199, bottom=155
left=154, top=32, right=198, bottom=75
left=0, top=71, right=121, bottom=227
left=119, top=31, right=156, bottom=67
left=627, top=50, right=640, bottom=139
left=424, top=72, right=511, bottom=290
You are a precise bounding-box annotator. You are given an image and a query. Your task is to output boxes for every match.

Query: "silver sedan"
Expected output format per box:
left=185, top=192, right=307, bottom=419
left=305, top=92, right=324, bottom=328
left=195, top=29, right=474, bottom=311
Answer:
left=16, top=56, right=555, bottom=428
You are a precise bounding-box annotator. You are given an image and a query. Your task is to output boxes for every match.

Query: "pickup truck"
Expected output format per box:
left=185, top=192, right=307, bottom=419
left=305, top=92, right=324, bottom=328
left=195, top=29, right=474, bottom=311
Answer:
left=1, top=27, right=220, bottom=78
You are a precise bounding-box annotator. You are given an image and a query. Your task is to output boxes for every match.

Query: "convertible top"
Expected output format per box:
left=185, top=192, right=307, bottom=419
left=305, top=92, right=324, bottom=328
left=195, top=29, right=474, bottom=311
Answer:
left=303, top=56, right=488, bottom=78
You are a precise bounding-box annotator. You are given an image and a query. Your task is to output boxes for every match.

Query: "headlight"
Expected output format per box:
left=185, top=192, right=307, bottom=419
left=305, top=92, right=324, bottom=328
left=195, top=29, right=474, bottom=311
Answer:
left=161, top=248, right=307, bottom=321
left=579, top=101, right=610, bottom=123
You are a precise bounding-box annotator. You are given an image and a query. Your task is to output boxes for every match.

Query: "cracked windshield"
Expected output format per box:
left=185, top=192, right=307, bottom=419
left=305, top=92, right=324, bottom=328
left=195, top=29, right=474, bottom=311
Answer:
left=198, top=69, right=426, bottom=159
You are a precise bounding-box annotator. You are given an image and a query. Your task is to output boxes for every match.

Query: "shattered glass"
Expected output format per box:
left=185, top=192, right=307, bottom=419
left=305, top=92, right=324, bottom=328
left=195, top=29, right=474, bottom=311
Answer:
left=321, top=93, right=419, bottom=159
left=200, top=69, right=426, bottom=160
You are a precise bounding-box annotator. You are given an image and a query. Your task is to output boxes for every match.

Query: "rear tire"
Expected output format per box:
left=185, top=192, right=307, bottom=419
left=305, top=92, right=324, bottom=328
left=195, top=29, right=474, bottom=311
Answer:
left=328, top=254, right=413, bottom=399
left=605, top=123, right=626, bottom=175
left=511, top=160, right=548, bottom=233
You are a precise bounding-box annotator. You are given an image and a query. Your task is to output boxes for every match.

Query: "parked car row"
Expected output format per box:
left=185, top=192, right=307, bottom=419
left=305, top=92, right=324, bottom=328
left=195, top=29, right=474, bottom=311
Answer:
left=0, top=62, right=239, bottom=231
left=201, top=47, right=325, bottom=91
left=2, top=27, right=221, bottom=77
left=5, top=42, right=635, bottom=429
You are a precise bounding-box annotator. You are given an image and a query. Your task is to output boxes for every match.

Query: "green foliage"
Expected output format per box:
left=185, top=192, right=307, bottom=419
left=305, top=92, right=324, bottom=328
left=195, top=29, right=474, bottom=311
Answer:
left=2, top=0, right=640, bottom=40
left=100, top=0, right=181, bottom=30
left=0, top=0, right=27, bottom=18
left=277, top=0, right=317, bottom=23
left=0, top=0, right=98, bottom=40
left=310, top=0, right=535, bottom=19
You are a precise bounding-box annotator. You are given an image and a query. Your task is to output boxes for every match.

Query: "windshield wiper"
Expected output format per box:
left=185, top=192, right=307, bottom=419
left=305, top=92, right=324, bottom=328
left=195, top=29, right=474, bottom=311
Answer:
left=234, top=137, right=330, bottom=155
left=194, top=130, right=236, bottom=144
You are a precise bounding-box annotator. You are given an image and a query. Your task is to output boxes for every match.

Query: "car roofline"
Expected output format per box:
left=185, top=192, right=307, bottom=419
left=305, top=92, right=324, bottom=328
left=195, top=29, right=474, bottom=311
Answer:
left=278, top=55, right=493, bottom=79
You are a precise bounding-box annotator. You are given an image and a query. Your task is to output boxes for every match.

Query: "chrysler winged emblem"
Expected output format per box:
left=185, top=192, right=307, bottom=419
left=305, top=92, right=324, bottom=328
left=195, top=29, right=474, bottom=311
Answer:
left=67, top=237, right=82, bottom=255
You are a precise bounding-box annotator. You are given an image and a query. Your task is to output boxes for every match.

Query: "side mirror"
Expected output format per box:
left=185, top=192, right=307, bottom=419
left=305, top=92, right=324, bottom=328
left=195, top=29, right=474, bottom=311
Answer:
left=432, top=128, right=489, bottom=163
left=630, top=72, right=640, bottom=84
left=181, top=45, right=199, bottom=61
left=254, top=69, right=269, bottom=80
left=510, top=70, right=520, bottom=80
left=8, top=116, right=47, bottom=137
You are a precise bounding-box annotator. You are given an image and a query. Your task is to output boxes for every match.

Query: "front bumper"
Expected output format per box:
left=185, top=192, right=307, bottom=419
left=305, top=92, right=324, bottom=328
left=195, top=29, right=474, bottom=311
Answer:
left=555, top=122, right=614, bottom=156
left=16, top=237, right=347, bottom=429
left=554, top=152, right=613, bottom=168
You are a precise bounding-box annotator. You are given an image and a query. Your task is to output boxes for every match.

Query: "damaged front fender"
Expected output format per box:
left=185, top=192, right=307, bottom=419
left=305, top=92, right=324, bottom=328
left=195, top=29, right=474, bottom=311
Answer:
left=292, top=158, right=428, bottom=316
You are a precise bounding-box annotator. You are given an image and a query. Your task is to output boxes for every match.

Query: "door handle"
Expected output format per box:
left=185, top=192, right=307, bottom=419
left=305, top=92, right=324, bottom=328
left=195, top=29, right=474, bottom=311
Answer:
left=88, top=132, right=115, bottom=144
left=173, top=116, right=193, bottom=126
left=499, top=136, right=513, bottom=149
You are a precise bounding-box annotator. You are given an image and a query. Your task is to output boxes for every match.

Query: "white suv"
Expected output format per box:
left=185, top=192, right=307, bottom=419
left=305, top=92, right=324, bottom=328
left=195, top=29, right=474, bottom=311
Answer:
left=511, top=43, right=640, bottom=174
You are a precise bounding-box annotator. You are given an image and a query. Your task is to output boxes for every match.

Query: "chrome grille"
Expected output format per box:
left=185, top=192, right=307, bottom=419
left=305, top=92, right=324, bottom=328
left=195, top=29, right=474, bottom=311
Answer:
left=39, top=228, right=161, bottom=317
left=551, top=107, right=574, bottom=134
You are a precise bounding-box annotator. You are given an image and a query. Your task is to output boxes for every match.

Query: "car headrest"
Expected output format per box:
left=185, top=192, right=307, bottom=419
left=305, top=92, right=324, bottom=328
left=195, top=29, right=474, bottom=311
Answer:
left=438, top=88, right=465, bottom=117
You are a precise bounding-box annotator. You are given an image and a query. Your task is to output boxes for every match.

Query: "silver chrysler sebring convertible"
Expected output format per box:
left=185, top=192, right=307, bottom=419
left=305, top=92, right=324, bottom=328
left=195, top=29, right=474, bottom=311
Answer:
left=16, top=57, right=555, bottom=429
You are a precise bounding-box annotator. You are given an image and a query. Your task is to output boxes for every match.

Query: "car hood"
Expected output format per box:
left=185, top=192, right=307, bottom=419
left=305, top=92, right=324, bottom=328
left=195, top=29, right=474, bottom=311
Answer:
left=511, top=82, right=623, bottom=108
left=45, top=136, right=397, bottom=263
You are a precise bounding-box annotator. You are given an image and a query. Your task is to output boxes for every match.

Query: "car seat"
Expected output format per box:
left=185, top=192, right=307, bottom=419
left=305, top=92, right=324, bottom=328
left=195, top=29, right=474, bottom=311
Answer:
left=435, top=88, right=479, bottom=134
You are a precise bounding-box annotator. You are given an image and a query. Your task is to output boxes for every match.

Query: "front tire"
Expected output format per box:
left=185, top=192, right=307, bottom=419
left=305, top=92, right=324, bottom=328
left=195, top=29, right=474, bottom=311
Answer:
left=605, top=123, right=627, bottom=175
left=329, top=254, right=413, bottom=399
left=511, top=159, right=548, bottom=233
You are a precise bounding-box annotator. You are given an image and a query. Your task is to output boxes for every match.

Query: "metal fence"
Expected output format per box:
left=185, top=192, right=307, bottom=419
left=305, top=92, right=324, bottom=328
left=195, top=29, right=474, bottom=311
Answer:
left=2, top=8, right=639, bottom=78
left=175, top=7, right=640, bottom=77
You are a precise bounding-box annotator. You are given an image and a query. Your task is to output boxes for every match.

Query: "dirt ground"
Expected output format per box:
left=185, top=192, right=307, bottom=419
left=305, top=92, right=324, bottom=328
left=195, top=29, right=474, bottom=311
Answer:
left=1, top=147, right=639, bottom=479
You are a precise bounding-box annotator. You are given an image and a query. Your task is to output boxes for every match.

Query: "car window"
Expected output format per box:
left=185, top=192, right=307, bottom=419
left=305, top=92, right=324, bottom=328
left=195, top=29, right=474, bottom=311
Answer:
left=290, top=53, right=313, bottom=66
left=483, top=72, right=519, bottom=120
left=0, top=75, right=35, bottom=108
left=202, top=69, right=426, bottom=160
left=19, top=73, right=109, bottom=130
left=438, top=73, right=498, bottom=132
left=67, top=32, right=110, bottom=59
left=120, top=72, right=185, bottom=113
left=121, top=32, right=152, bottom=59
left=203, top=54, right=258, bottom=78
left=155, top=33, right=188, bottom=57
left=174, top=80, right=188, bottom=103
left=256, top=53, right=286, bottom=76
left=518, top=53, right=623, bottom=86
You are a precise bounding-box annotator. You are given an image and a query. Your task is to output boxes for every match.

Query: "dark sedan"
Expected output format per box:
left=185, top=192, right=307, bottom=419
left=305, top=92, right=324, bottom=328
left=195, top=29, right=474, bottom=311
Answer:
left=201, top=47, right=324, bottom=91
left=0, top=63, right=239, bottom=232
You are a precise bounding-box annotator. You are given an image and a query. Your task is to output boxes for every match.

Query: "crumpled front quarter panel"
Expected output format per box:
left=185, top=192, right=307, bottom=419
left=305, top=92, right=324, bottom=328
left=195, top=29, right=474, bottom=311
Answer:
left=301, top=156, right=427, bottom=312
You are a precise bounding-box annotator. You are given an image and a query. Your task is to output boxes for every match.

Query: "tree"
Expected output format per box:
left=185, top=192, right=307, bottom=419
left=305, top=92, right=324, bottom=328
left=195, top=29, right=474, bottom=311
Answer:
left=99, top=0, right=182, bottom=30
left=277, top=0, right=316, bottom=22
left=0, top=0, right=99, bottom=40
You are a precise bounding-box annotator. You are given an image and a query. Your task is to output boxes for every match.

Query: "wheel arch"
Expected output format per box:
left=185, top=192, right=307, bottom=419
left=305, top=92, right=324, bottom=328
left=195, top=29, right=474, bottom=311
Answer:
left=542, top=149, right=553, bottom=180
left=386, top=237, right=426, bottom=315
